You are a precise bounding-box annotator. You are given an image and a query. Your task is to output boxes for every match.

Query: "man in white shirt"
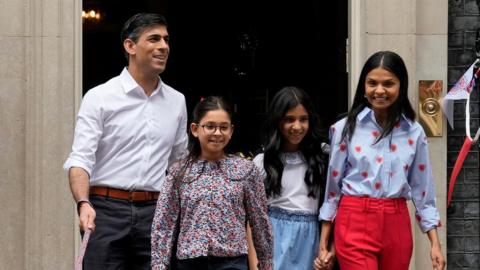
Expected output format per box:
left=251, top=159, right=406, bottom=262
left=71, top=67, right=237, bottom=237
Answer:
left=63, top=13, right=187, bottom=269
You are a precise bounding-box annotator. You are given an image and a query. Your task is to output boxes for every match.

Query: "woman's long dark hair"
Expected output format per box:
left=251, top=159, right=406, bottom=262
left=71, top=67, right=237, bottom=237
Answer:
left=262, top=86, right=328, bottom=199
left=341, top=51, right=416, bottom=143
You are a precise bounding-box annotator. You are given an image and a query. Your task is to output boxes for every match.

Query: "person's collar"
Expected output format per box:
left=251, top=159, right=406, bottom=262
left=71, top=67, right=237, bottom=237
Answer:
left=357, top=107, right=413, bottom=127
left=119, top=67, right=163, bottom=95
left=357, top=107, right=372, bottom=122
left=400, top=113, right=414, bottom=127
left=279, top=151, right=305, bottom=165
left=119, top=67, right=139, bottom=94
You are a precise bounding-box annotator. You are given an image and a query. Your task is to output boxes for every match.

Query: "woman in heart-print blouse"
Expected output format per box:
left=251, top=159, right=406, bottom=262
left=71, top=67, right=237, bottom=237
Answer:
left=315, top=51, right=445, bottom=270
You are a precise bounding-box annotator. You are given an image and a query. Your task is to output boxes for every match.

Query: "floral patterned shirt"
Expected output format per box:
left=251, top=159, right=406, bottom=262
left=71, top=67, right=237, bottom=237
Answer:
left=151, top=155, right=273, bottom=270
left=319, top=107, right=440, bottom=232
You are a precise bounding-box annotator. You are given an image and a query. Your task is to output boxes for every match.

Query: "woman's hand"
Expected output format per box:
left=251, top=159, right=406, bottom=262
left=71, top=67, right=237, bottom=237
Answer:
left=430, top=244, right=445, bottom=270
left=314, top=221, right=335, bottom=270
left=314, top=243, right=335, bottom=270
left=427, top=228, right=445, bottom=270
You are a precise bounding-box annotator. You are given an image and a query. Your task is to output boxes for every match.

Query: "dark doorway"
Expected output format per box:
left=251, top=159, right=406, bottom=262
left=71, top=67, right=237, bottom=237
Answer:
left=83, top=0, right=348, bottom=155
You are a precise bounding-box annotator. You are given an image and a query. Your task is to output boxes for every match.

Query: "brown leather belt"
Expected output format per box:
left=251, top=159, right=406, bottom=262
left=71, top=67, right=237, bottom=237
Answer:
left=90, top=186, right=159, bottom=202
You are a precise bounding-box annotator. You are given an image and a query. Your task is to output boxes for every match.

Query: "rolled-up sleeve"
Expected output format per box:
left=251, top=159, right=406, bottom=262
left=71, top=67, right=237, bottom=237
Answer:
left=409, top=130, right=440, bottom=232
left=63, top=91, right=104, bottom=176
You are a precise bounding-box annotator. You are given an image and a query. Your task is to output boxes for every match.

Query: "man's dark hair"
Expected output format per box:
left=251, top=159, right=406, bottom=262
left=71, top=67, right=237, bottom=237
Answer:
left=120, top=13, right=168, bottom=60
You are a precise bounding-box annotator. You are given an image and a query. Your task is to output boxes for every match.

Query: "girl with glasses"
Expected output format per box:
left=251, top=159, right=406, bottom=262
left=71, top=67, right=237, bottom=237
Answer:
left=151, top=96, right=273, bottom=270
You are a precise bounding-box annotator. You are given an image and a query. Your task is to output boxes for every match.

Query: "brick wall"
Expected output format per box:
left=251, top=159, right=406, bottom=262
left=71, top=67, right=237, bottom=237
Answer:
left=448, top=1, right=480, bottom=269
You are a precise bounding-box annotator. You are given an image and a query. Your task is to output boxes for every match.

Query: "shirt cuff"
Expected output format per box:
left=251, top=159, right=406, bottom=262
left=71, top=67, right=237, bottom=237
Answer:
left=319, top=201, right=338, bottom=221
left=416, top=207, right=440, bottom=233
left=258, top=260, right=273, bottom=270
left=63, top=158, right=92, bottom=176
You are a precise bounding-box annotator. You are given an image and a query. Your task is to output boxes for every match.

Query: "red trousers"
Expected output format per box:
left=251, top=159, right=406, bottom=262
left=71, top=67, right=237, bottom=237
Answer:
left=334, top=196, right=413, bottom=270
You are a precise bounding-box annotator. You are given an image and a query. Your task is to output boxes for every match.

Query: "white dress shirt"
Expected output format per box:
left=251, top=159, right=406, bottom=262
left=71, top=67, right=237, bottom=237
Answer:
left=63, top=68, right=188, bottom=191
left=253, top=152, right=319, bottom=214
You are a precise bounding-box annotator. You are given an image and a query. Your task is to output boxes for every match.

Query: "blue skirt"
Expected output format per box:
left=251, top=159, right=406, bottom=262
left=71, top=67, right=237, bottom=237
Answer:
left=269, top=207, right=319, bottom=270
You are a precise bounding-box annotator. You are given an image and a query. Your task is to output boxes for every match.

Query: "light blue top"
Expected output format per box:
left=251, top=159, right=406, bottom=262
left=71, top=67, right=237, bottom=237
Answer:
left=319, top=107, right=440, bottom=232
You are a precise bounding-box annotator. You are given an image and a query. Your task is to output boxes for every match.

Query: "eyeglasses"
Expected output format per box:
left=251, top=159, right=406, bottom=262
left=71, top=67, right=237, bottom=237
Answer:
left=198, top=123, right=233, bottom=134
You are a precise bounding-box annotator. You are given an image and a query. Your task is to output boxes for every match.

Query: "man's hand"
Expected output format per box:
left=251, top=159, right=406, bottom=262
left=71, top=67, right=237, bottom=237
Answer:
left=69, top=167, right=95, bottom=232
left=78, top=201, right=96, bottom=232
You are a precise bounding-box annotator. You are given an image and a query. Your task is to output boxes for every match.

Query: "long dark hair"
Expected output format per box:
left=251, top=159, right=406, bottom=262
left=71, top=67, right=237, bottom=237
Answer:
left=262, top=86, right=328, bottom=199
left=341, top=51, right=416, bottom=143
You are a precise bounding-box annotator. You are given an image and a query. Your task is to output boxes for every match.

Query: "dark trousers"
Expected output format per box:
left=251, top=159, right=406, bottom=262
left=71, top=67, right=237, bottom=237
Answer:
left=82, top=195, right=157, bottom=270
left=176, top=255, right=248, bottom=270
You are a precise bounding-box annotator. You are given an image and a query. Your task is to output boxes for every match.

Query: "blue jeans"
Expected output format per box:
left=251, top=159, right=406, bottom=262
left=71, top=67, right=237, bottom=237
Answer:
left=175, top=255, right=248, bottom=270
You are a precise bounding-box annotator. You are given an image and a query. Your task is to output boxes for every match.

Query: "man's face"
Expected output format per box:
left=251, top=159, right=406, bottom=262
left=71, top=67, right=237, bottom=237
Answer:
left=125, top=25, right=170, bottom=75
